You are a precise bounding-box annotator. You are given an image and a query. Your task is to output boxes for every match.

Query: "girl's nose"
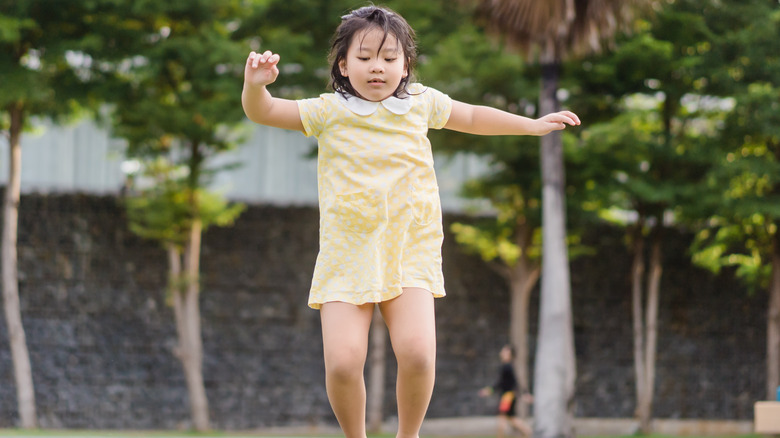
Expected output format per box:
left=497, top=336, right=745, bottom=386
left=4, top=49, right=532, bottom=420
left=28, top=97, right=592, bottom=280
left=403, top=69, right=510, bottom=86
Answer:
left=370, top=64, right=384, bottom=73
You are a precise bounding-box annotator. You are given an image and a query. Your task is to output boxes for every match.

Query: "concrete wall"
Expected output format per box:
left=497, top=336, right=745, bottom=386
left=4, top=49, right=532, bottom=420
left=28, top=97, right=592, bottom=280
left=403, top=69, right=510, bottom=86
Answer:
left=0, top=193, right=765, bottom=430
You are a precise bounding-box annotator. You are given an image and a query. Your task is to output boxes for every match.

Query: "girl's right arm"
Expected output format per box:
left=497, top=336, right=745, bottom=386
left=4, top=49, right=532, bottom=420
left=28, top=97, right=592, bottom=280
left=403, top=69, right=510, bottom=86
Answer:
left=445, top=100, right=579, bottom=136
left=242, top=50, right=304, bottom=132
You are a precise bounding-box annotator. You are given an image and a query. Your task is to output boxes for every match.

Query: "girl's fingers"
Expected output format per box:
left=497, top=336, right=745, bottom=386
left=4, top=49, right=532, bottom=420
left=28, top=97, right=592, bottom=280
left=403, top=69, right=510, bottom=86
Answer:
left=259, top=50, right=272, bottom=64
left=265, top=53, right=280, bottom=66
left=248, top=51, right=258, bottom=68
left=560, top=111, right=581, bottom=125
left=253, top=51, right=263, bottom=68
left=249, top=51, right=280, bottom=69
left=548, top=115, right=569, bottom=126
left=246, top=51, right=257, bottom=66
left=245, top=50, right=280, bottom=86
left=550, top=113, right=579, bottom=127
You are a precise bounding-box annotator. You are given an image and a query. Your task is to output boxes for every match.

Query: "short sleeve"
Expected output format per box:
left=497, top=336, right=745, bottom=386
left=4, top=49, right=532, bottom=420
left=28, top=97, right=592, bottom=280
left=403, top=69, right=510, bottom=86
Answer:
left=297, top=95, right=327, bottom=138
left=423, top=86, right=452, bottom=130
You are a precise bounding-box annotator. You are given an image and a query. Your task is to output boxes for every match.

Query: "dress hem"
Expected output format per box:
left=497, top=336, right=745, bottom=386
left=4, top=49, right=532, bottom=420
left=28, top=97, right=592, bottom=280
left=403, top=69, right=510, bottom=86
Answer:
left=308, top=283, right=445, bottom=309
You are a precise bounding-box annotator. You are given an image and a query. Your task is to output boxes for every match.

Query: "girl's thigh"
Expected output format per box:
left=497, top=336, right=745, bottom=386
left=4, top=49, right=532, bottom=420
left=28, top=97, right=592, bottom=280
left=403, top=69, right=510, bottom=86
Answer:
left=379, top=288, right=436, bottom=358
left=320, top=301, right=374, bottom=364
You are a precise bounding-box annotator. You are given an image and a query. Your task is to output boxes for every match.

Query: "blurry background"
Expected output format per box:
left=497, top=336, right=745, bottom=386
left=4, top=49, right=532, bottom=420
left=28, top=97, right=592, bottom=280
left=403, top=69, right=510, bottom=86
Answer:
left=0, top=0, right=777, bottom=433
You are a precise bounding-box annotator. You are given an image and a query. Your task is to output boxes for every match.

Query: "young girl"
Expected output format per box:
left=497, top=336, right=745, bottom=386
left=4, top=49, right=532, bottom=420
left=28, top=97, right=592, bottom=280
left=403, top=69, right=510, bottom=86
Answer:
left=242, top=5, right=579, bottom=438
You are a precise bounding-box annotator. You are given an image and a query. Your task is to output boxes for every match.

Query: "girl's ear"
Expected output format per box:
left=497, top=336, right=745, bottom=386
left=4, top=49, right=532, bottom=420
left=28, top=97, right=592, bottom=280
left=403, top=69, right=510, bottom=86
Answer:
left=402, top=58, right=409, bottom=78
left=339, top=58, right=348, bottom=77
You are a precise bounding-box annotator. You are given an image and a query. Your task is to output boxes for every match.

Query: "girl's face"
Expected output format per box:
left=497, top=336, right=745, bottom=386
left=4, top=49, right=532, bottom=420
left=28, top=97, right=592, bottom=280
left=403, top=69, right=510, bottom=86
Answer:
left=339, top=27, right=408, bottom=102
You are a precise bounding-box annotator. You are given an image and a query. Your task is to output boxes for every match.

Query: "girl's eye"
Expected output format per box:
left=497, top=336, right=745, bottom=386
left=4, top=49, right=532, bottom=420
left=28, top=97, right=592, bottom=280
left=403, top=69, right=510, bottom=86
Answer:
left=385, top=58, right=397, bottom=62
left=358, top=57, right=370, bottom=61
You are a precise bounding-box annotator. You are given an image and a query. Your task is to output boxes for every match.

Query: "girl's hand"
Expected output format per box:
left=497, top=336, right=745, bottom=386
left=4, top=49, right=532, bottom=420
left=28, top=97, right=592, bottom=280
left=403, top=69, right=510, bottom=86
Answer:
left=244, top=50, right=281, bottom=88
left=535, top=111, right=581, bottom=135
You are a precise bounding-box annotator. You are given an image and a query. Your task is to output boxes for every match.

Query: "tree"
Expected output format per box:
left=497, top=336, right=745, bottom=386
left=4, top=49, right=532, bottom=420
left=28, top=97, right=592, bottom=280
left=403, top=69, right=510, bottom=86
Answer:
left=124, top=160, right=244, bottom=431
left=580, top=104, right=720, bottom=432
left=696, top=0, right=780, bottom=401
left=570, top=1, right=743, bottom=428
left=418, top=17, right=541, bottom=416
left=451, top=183, right=541, bottom=415
left=474, top=2, right=646, bottom=436
left=83, top=0, right=250, bottom=430
left=0, top=0, right=103, bottom=427
left=417, top=10, right=588, bottom=421
left=690, top=2, right=780, bottom=398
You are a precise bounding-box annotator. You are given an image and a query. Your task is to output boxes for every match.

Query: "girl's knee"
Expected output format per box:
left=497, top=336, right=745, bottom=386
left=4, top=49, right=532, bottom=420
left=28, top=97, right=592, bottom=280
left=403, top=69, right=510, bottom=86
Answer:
left=395, top=340, right=435, bottom=373
left=325, top=348, right=366, bottom=381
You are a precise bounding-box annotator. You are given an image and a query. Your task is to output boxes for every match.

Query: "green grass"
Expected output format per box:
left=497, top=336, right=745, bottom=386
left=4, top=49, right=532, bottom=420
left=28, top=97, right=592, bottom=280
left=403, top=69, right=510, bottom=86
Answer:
left=583, top=436, right=763, bottom=438
left=0, top=431, right=367, bottom=438
left=0, top=433, right=767, bottom=438
left=0, top=431, right=244, bottom=437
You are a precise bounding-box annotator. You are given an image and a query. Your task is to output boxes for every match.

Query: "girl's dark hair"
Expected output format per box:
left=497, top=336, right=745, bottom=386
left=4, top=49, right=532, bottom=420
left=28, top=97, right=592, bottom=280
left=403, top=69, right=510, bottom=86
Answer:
left=328, top=5, right=417, bottom=99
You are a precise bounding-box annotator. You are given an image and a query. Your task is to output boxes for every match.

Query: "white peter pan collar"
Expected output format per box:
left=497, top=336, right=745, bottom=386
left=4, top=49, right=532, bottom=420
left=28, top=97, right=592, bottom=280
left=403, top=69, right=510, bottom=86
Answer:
left=336, top=91, right=413, bottom=116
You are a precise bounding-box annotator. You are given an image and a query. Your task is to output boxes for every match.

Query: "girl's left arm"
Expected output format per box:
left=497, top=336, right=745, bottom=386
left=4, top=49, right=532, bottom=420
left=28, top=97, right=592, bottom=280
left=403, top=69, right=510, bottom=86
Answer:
left=444, top=100, right=580, bottom=136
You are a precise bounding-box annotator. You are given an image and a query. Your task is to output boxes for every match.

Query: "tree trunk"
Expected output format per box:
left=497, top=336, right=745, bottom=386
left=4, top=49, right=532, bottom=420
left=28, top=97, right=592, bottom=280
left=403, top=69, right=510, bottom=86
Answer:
left=171, top=219, right=210, bottom=431
left=631, top=223, right=648, bottom=432
left=632, top=222, right=662, bottom=434
left=367, top=306, right=387, bottom=433
left=508, top=221, right=540, bottom=419
left=533, top=61, right=576, bottom=438
left=768, top=229, right=780, bottom=400
left=509, top=265, right=539, bottom=419
left=642, top=229, right=662, bottom=433
left=1, top=103, right=37, bottom=429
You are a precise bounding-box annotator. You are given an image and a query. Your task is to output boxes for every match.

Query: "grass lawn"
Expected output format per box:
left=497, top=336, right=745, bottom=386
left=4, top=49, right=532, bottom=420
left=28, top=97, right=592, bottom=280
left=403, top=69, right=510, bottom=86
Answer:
left=0, top=431, right=271, bottom=437
left=0, top=432, right=766, bottom=438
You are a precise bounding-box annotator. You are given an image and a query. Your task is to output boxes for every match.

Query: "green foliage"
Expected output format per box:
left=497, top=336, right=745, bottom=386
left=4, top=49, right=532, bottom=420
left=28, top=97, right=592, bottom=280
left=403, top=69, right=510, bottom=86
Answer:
left=125, top=158, right=245, bottom=248
left=451, top=182, right=541, bottom=267
left=451, top=221, right=527, bottom=266
left=687, top=0, right=780, bottom=292
left=571, top=0, right=740, bottom=240
left=90, top=0, right=249, bottom=156
left=79, top=0, right=254, bottom=244
left=0, top=1, right=106, bottom=127
left=6, top=0, right=780, bottom=297
left=411, top=1, right=605, bottom=269
left=692, top=216, right=775, bottom=292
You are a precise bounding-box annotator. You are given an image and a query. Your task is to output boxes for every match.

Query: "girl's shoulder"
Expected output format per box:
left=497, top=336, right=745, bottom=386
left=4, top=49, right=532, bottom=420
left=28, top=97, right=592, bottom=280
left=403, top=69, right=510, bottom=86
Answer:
left=408, top=82, right=426, bottom=95
left=407, top=83, right=450, bottom=103
left=407, top=82, right=440, bottom=96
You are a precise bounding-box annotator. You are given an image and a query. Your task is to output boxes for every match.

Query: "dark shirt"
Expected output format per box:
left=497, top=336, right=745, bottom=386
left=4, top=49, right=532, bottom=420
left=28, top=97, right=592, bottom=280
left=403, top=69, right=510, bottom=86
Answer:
left=494, top=363, right=518, bottom=394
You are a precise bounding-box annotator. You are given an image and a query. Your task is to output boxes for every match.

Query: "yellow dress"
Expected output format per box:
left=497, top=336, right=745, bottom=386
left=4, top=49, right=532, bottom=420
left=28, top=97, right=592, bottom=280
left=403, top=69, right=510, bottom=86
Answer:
left=297, top=83, right=452, bottom=309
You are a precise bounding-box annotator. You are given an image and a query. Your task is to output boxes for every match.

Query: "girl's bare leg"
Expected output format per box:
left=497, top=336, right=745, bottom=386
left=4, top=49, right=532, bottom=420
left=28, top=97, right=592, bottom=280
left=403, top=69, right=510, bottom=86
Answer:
left=379, top=287, right=436, bottom=438
left=497, top=415, right=508, bottom=438
left=320, top=301, right=375, bottom=438
left=510, top=416, right=532, bottom=436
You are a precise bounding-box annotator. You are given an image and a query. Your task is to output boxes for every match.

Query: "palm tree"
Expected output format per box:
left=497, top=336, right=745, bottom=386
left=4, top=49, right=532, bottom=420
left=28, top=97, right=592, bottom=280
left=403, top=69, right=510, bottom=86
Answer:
left=475, top=2, right=646, bottom=437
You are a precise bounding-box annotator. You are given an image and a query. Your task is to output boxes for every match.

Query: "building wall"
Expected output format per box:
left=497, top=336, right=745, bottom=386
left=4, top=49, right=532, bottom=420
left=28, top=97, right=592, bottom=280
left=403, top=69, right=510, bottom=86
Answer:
left=0, top=118, right=491, bottom=212
left=0, top=193, right=766, bottom=430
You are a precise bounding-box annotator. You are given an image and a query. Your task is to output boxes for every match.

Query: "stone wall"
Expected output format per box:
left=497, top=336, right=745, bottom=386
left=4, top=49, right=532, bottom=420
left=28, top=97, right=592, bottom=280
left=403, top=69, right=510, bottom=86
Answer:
left=0, top=194, right=765, bottom=430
